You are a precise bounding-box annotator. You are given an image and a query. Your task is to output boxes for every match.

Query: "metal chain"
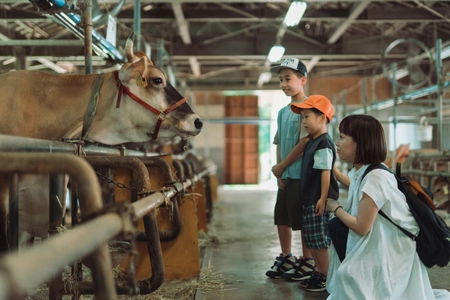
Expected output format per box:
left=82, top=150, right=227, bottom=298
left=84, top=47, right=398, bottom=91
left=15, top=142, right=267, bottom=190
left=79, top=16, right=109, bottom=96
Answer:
left=95, top=171, right=139, bottom=193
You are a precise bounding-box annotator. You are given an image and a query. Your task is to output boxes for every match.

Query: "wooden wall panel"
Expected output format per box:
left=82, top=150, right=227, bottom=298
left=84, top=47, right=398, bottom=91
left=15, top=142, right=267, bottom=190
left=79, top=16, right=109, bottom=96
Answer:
left=224, top=95, right=259, bottom=184
left=308, top=76, right=393, bottom=105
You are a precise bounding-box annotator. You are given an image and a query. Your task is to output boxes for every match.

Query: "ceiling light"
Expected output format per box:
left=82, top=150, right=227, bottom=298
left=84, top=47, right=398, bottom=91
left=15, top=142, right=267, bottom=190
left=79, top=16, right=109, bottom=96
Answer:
left=440, top=46, right=450, bottom=59
left=268, top=45, right=285, bottom=63
left=284, top=1, right=307, bottom=27
left=143, top=5, right=153, bottom=11
left=257, top=72, right=272, bottom=86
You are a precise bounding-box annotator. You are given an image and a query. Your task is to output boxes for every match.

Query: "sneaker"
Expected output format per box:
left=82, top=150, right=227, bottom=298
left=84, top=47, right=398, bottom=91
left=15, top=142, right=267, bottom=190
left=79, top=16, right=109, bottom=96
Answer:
left=282, top=257, right=315, bottom=281
left=305, top=272, right=327, bottom=292
left=299, top=272, right=315, bottom=288
left=265, top=254, right=296, bottom=279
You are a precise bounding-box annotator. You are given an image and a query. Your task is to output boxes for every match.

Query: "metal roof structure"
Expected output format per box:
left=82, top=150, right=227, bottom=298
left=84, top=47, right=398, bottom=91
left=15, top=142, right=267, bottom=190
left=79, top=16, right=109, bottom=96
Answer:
left=0, top=0, right=450, bottom=90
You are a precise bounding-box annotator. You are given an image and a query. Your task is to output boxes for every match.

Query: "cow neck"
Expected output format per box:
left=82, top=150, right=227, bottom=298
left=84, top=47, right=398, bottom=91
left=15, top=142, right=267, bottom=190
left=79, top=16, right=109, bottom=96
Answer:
left=113, top=70, right=187, bottom=139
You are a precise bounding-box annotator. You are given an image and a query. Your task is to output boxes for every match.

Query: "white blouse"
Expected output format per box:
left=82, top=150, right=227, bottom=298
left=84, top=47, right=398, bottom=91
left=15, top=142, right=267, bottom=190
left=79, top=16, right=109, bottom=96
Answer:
left=326, top=164, right=450, bottom=300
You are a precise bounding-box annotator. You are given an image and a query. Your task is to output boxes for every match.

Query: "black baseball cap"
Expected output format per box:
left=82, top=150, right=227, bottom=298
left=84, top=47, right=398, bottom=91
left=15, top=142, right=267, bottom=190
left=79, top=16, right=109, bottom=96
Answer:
left=270, top=58, right=308, bottom=77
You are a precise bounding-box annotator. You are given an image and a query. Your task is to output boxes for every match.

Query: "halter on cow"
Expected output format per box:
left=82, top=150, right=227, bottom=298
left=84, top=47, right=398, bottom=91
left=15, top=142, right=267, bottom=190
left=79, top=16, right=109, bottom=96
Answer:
left=0, top=32, right=203, bottom=252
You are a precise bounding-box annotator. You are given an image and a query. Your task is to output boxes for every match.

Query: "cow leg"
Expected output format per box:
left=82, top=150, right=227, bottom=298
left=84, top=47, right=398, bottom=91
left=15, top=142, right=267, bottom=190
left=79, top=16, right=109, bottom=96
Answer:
left=0, top=174, right=10, bottom=253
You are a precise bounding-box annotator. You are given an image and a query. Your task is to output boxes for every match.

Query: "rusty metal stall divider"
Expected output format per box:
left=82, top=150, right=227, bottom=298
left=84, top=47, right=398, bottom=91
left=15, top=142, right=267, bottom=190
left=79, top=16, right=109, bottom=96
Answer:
left=396, top=151, right=450, bottom=227
left=0, top=134, right=216, bottom=300
left=402, top=150, right=450, bottom=188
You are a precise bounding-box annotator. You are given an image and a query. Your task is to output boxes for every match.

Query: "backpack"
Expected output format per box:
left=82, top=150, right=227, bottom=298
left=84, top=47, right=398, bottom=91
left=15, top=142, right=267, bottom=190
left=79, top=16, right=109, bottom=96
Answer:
left=363, top=163, right=450, bottom=268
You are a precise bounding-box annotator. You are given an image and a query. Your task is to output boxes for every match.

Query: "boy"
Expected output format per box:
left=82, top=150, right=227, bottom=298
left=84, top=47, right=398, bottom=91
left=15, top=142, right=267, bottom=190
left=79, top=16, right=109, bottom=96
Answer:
left=265, top=58, right=315, bottom=281
left=290, top=95, right=339, bottom=291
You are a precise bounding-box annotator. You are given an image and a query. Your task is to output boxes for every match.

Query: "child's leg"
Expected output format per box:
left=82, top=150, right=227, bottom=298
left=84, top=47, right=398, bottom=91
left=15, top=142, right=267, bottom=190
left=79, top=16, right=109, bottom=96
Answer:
left=310, top=248, right=329, bottom=275
left=301, top=230, right=313, bottom=259
left=278, top=224, right=292, bottom=255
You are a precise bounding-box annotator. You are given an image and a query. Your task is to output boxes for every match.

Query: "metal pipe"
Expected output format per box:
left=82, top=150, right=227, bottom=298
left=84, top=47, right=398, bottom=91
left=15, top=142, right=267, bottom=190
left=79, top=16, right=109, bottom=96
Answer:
left=8, top=174, right=19, bottom=251
left=134, top=0, right=141, bottom=51
left=85, top=156, right=152, bottom=194
left=82, top=0, right=93, bottom=74
left=391, top=63, right=398, bottom=172
left=0, top=212, right=123, bottom=300
left=49, top=174, right=65, bottom=300
left=0, top=152, right=115, bottom=299
left=92, top=0, right=126, bottom=26
left=0, top=153, right=214, bottom=299
left=138, top=157, right=182, bottom=242
left=436, top=39, right=444, bottom=152
left=0, top=134, right=160, bottom=157
left=85, top=156, right=168, bottom=295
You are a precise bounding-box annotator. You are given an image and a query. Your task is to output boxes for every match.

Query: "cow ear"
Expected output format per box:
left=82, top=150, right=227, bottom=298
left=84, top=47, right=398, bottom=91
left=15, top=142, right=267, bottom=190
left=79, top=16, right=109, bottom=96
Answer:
left=132, top=57, right=147, bottom=75
left=118, top=57, right=147, bottom=82
left=133, top=51, right=153, bottom=66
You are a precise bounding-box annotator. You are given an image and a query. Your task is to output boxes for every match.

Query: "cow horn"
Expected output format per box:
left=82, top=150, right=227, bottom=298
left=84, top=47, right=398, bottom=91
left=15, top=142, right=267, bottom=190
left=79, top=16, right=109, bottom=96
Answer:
left=125, top=32, right=136, bottom=63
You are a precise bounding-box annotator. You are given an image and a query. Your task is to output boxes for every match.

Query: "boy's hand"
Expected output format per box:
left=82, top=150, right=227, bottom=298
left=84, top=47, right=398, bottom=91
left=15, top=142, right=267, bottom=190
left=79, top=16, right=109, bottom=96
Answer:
left=315, top=199, right=326, bottom=216
left=272, top=163, right=285, bottom=178
left=277, top=177, right=286, bottom=190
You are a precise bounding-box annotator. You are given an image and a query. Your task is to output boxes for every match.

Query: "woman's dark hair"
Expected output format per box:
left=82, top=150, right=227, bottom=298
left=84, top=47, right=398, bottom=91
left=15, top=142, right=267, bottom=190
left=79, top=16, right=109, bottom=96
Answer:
left=339, top=114, right=387, bottom=165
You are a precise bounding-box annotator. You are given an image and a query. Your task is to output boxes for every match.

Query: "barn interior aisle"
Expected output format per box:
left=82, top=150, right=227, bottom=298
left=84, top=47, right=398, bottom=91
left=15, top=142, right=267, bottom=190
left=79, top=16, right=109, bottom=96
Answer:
left=194, top=185, right=450, bottom=300
left=195, top=185, right=328, bottom=300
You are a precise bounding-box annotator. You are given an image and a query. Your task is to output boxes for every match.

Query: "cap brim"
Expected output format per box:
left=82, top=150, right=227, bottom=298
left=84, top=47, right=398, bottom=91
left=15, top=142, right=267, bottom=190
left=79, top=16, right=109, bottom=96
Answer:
left=270, top=65, right=295, bottom=74
left=291, top=102, right=312, bottom=114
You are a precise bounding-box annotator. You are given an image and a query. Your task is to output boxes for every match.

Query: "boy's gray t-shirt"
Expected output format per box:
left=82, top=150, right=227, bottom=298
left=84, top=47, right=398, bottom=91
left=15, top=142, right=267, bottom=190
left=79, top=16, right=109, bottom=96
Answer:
left=273, top=104, right=308, bottom=180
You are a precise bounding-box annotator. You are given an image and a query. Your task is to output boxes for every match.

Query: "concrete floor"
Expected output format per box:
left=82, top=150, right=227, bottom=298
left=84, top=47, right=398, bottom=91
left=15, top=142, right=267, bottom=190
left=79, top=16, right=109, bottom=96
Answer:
left=195, top=185, right=450, bottom=300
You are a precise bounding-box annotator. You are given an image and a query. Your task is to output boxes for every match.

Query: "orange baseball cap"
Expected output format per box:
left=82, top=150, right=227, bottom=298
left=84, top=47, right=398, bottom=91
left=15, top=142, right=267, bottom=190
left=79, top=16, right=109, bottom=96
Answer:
left=291, top=95, right=334, bottom=122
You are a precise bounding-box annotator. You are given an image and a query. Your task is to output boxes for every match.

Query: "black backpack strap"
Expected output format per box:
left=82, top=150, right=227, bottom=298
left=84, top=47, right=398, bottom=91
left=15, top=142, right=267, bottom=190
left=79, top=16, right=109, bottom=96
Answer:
left=378, top=210, right=417, bottom=240
left=361, top=163, right=389, bottom=180
left=361, top=163, right=417, bottom=241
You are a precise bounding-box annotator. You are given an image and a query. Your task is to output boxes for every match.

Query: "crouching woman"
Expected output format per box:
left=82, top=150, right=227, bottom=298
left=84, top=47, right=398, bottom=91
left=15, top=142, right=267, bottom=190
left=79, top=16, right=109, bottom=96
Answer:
left=325, top=114, right=450, bottom=300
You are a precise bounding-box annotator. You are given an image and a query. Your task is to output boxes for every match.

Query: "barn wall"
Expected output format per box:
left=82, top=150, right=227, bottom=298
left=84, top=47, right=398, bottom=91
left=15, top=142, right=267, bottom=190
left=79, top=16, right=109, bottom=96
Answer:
left=190, top=75, right=402, bottom=184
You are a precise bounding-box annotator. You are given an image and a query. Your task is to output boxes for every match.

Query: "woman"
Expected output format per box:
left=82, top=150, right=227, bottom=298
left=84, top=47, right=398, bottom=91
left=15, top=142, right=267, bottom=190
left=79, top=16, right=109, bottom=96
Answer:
left=325, top=115, right=450, bottom=299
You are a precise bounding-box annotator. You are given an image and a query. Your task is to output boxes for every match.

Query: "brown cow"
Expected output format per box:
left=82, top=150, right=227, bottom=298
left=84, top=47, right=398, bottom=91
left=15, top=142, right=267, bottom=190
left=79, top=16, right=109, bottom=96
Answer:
left=0, top=33, right=203, bottom=252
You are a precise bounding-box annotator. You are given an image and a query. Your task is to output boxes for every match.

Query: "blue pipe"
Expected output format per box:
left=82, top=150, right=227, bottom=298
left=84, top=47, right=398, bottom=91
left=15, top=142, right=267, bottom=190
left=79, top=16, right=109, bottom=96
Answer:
left=58, top=11, right=124, bottom=62
left=49, top=0, right=65, bottom=8
left=30, top=0, right=124, bottom=63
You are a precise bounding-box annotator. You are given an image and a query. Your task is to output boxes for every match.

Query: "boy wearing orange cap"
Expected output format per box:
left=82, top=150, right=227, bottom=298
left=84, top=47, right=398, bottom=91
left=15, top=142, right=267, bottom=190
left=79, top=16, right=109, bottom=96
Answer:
left=291, top=95, right=339, bottom=292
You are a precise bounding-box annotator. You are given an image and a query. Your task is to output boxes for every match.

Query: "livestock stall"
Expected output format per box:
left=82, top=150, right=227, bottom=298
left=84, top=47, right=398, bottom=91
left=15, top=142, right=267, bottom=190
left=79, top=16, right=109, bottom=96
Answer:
left=0, top=134, right=217, bottom=299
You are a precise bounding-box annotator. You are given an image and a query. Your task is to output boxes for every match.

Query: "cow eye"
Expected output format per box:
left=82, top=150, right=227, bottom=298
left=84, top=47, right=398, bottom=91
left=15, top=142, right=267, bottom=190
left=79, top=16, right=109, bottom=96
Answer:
left=153, top=78, right=163, bottom=85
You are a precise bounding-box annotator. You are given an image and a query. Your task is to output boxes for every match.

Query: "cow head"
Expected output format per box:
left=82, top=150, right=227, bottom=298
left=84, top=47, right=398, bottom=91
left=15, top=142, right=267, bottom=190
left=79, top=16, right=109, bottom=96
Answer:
left=433, top=176, right=450, bottom=210
left=92, top=33, right=202, bottom=145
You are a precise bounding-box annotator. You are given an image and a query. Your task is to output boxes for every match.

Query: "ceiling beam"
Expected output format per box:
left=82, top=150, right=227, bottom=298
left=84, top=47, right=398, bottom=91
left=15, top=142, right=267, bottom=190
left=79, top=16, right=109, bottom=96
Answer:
left=327, top=0, right=372, bottom=45
left=172, top=3, right=191, bottom=44
left=33, top=57, right=68, bottom=73
left=412, top=0, right=450, bottom=23
left=189, top=56, right=201, bottom=76
left=0, top=40, right=82, bottom=46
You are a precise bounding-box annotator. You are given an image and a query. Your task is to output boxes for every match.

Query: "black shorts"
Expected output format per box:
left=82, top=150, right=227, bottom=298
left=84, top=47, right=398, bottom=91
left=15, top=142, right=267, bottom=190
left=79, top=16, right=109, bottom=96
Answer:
left=274, top=178, right=303, bottom=230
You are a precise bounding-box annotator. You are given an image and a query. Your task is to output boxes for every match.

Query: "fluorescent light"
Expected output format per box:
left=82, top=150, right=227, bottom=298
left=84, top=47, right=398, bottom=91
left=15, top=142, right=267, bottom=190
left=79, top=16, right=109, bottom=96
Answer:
left=143, top=5, right=153, bottom=11
left=268, top=45, right=285, bottom=63
left=441, top=46, right=450, bottom=59
left=257, top=71, right=272, bottom=87
left=284, top=1, right=307, bottom=27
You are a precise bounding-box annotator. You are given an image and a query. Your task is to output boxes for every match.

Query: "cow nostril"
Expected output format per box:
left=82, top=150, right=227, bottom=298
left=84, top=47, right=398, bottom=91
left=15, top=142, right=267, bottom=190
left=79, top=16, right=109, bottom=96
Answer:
left=195, top=118, right=203, bottom=129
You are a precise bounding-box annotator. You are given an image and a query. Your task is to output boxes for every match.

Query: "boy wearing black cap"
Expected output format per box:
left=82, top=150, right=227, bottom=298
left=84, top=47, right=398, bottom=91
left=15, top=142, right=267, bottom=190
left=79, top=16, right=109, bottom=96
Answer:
left=265, top=58, right=315, bottom=281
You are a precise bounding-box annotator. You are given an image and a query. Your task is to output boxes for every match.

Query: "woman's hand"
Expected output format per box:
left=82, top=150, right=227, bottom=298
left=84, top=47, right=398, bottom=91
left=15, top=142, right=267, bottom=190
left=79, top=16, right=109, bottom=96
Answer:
left=326, top=198, right=340, bottom=213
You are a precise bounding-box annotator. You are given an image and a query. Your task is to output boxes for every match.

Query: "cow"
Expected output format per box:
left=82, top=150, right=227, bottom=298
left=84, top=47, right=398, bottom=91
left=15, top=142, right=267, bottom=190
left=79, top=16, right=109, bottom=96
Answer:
left=433, top=176, right=450, bottom=225
left=0, top=33, right=203, bottom=252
